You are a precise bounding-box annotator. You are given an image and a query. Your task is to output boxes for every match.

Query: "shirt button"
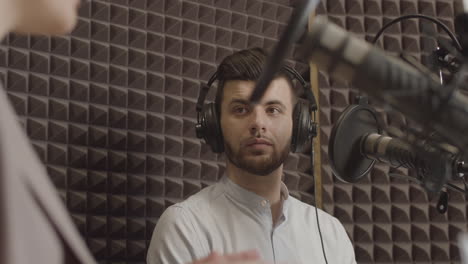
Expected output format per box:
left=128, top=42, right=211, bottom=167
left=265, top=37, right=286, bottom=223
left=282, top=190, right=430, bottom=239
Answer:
left=261, top=200, right=268, bottom=207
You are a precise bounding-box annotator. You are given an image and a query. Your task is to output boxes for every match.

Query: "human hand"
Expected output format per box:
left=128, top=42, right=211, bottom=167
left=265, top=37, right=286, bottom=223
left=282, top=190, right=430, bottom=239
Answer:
left=190, top=250, right=270, bottom=264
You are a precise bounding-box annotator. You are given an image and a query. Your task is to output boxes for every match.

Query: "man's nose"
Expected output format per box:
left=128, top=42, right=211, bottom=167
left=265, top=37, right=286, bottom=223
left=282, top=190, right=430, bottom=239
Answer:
left=248, top=107, right=266, bottom=134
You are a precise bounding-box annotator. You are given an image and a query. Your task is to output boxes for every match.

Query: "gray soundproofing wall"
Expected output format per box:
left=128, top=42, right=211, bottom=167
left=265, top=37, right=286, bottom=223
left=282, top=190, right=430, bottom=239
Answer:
left=0, top=1, right=313, bottom=263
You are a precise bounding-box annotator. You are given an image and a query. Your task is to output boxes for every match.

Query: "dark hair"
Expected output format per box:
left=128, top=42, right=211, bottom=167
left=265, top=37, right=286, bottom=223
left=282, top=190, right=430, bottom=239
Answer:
left=214, top=47, right=297, bottom=113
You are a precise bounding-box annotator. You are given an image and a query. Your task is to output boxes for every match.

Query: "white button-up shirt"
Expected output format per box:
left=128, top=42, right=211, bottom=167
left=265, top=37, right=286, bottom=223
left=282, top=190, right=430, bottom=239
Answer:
left=147, top=176, right=356, bottom=264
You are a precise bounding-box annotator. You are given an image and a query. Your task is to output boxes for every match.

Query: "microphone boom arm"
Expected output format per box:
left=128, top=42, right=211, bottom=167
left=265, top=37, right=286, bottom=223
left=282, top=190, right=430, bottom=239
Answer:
left=304, top=16, right=468, bottom=157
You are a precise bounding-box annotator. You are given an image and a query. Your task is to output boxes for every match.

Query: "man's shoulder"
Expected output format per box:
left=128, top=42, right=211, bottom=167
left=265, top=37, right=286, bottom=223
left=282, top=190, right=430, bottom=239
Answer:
left=165, top=181, right=224, bottom=216
left=288, top=196, right=350, bottom=245
left=287, top=195, right=341, bottom=226
left=148, top=185, right=223, bottom=264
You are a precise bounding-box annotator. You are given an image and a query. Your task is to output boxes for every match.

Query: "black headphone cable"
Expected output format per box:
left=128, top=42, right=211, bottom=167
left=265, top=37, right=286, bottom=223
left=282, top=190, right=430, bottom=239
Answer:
left=312, top=136, right=329, bottom=264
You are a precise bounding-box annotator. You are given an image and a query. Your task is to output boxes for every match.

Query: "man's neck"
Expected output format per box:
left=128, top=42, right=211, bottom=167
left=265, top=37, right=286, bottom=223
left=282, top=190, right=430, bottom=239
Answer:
left=226, top=161, right=284, bottom=225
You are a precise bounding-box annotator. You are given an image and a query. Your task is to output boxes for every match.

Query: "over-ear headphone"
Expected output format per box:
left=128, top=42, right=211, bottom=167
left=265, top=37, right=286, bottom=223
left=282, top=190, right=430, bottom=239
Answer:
left=195, top=65, right=318, bottom=154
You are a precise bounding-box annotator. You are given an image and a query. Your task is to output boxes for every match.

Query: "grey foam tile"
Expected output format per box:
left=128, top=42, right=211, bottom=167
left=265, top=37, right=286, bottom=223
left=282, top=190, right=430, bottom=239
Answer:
left=29, top=52, right=49, bottom=74
left=49, top=99, right=68, bottom=121
left=110, top=24, right=128, bottom=46
left=68, top=125, right=88, bottom=146
left=27, top=118, right=47, bottom=141
left=129, top=28, right=147, bottom=49
left=128, top=69, right=146, bottom=89
left=354, top=205, right=373, bottom=223
left=88, top=126, right=107, bottom=148
left=48, top=165, right=67, bottom=189
left=90, top=63, right=109, bottom=84
left=110, top=4, right=129, bottom=26
left=373, top=243, right=392, bottom=262
left=128, top=196, right=146, bottom=216
left=354, top=224, right=373, bottom=242
left=401, top=0, right=418, bottom=15
left=108, top=194, right=127, bottom=216
left=71, top=38, right=90, bottom=60
left=88, top=147, right=108, bottom=170
left=147, top=13, right=164, bottom=34
left=27, top=95, right=48, bottom=118
left=50, top=55, right=70, bottom=77
left=108, top=172, right=127, bottom=193
left=48, top=121, right=68, bottom=143
left=412, top=243, right=431, bottom=262
left=87, top=193, right=107, bottom=214
left=164, top=0, right=181, bottom=16
left=129, top=8, right=146, bottom=29
left=108, top=239, right=126, bottom=259
left=146, top=155, right=164, bottom=176
left=128, top=110, right=146, bottom=130
left=109, top=86, right=127, bottom=107
left=50, top=37, right=70, bottom=56
left=165, top=17, right=182, bottom=37
left=8, top=33, right=29, bottom=49
left=182, top=1, right=199, bottom=20
left=49, top=77, right=68, bottom=99
left=346, top=0, right=364, bottom=14
left=127, top=153, right=146, bottom=174
left=108, top=129, right=127, bottom=150
left=87, top=171, right=107, bottom=193
left=8, top=48, right=28, bottom=70
left=109, top=217, right=126, bottom=238
left=67, top=191, right=87, bottom=213
left=128, top=89, right=146, bottom=110
left=71, top=19, right=90, bottom=38
left=381, top=0, right=397, bottom=16
left=127, top=240, right=146, bottom=260
left=181, top=21, right=199, bottom=41
left=7, top=70, right=27, bottom=93
left=146, top=198, right=165, bottom=217
left=71, top=214, right=87, bottom=235
left=146, top=113, right=164, bottom=133
left=127, top=174, right=146, bottom=194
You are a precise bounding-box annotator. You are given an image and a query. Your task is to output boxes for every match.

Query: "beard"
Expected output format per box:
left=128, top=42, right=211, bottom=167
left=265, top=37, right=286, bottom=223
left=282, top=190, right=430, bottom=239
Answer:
left=224, top=139, right=290, bottom=176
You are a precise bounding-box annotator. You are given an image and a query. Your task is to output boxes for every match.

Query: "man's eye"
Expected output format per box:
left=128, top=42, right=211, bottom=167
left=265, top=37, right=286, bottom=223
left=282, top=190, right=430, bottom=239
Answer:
left=266, top=107, right=281, bottom=114
left=233, top=106, right=248, bottom=114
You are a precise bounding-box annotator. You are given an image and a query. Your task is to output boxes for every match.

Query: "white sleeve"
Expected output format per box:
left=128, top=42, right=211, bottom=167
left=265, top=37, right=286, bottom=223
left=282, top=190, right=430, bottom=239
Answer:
left=146, top=205, right=205, bottom=264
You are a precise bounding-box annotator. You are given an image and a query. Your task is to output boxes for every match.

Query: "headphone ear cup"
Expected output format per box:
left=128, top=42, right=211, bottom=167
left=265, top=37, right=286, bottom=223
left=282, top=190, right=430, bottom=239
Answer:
left=201, top=103, right=224, bottom=153
left=291, top=100, right=312, bottom=153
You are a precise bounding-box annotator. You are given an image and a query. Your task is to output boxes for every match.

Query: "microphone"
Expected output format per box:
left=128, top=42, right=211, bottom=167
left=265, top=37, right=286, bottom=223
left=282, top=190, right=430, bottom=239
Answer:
left=249, top=0, right=320, bottom=103
left=304, top=16, right=468, bottom=156
left=361, top=133, right=454, bottom=192
left=329, top=102, right=456, bottom=192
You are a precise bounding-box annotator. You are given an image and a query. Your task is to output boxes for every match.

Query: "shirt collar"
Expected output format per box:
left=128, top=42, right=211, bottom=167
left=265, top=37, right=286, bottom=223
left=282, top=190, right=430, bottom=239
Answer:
left=221, top=176, right=290, bottom=213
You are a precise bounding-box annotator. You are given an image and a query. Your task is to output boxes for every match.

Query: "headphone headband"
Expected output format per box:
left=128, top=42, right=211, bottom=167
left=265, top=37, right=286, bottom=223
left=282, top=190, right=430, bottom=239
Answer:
left=196, top=65, right=316, bottom=110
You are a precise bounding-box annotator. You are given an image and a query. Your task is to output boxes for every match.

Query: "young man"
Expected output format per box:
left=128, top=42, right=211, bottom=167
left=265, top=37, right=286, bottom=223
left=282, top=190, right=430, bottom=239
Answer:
left=147, top=48, right=356, bottom=264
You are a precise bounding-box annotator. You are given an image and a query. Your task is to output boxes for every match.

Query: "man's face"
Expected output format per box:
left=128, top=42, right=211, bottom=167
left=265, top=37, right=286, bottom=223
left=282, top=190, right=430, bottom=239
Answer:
left=220, top=77, right=294, bottom=176
left=14, top=0, right=80, bottom=35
